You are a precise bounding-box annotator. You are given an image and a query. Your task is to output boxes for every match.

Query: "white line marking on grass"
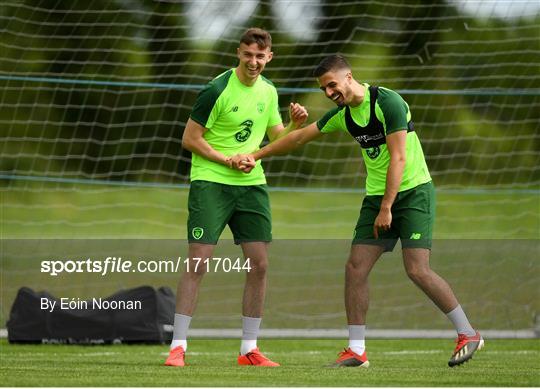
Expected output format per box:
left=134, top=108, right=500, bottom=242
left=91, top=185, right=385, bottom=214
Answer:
left=160, top=352, right=232, bottom=357
left=381, top=350, right=443, bottom=355
left=73, top=352, right=120, bottom=357
left=380, top=349, right=540, bottom=356
left=265, top=351, right=323, bottom=355
left=483, top=350, right=539, bottom=355
left=9, top=351, right=120, bottom=357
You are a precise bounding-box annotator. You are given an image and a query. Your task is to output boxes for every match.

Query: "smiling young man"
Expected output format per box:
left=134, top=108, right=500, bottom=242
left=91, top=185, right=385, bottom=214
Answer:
left=234, top=54, right=482, bottom=368
left=164, top=28, right=307, bottom=367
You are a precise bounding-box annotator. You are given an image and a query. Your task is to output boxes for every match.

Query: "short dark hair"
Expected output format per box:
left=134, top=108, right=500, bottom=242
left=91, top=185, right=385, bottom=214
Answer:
left=240, top=27, right=272, bottom=49
left=313, top=55, right=351, bottom=77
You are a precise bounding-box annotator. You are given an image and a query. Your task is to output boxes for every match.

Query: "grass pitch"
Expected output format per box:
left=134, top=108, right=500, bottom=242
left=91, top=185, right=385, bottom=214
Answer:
left=1, top=182, right=539, bottom=386
left=1, top=339, right=539, bottom=386
left=2, top=183, right=539, bottom=239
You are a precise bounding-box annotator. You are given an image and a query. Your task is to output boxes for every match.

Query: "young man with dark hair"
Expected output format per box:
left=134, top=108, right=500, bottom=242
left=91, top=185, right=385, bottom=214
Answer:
left=234, top=54, right=482, bottom=368
left=164, top=28, right=307, bottom=367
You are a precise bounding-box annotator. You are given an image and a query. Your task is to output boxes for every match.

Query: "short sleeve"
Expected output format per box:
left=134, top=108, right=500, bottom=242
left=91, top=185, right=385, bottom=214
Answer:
left=267, top=87, right=282, bottom=128
left=377, top=88, right=410, bottom=135
left=190, top=83, right=220, bottom=128
left=317, top=106, right=345, bottom=133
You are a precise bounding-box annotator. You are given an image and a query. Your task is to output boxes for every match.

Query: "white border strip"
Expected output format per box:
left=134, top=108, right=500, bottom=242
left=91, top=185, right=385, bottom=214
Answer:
left=2, top=328, right=536, bottom=340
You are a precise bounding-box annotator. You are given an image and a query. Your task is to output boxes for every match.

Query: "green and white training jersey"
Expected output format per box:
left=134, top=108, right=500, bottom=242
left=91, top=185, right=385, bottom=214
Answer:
left=317, top=84, right=431, bottom=195
left=189, top=68, right=282, bottom=185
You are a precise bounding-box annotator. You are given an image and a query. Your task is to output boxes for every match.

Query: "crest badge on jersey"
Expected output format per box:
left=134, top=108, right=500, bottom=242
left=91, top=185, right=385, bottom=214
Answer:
left=366, top=146, right=380, bottom=159
left=257, top=102, right=265, bottom=113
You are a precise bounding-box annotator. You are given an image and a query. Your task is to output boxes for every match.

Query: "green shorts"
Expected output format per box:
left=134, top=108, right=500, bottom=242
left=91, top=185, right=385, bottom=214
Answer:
left=353, top=181, right=435, bottom=251
left=187, top=180, right=272, bottom=245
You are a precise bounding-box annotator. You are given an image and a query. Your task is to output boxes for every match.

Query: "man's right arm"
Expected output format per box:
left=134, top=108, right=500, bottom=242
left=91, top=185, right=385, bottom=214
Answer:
left=231, top=122, right=322, bottom=172
left=253, top=122, right=323, bottom=161
left=182, top=118, right=232, bottom=167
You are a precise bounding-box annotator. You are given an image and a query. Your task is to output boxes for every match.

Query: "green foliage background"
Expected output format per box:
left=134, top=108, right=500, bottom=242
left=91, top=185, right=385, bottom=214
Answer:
left=1, top=0, right=539, bottom=188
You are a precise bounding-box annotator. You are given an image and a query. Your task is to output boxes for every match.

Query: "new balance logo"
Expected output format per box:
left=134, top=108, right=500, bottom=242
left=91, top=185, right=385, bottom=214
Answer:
left=410, top=233, right=422, bottom=240
left=231, top=106, right=239, bottom=112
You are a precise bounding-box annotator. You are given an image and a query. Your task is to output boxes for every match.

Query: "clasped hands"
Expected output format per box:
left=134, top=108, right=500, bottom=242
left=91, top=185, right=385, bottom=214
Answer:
left=225, top=102, right=308, bottom=174
left=227, top=154, right=257, bottom=173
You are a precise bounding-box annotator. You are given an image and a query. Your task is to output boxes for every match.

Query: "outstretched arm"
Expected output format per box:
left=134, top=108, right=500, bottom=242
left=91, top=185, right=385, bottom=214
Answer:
left=182, top=118, right=232, bottom=167
left=231, top=122, right=322, bottom=173
left=254, top=122, right=323, bottom=160
left=230, top=122, right=322, bottom=173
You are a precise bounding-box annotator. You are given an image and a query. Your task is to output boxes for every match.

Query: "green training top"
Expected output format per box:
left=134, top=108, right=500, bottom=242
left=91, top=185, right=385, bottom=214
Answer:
left=189, top=68, right=282, bottom=185
left=317, top=84, right=431, bottom=195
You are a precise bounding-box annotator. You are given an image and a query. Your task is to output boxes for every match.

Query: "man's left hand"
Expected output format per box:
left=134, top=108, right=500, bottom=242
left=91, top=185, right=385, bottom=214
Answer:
left=289, top=102, right=308, bottom=129
left=373, top=208, right=392, bottom=239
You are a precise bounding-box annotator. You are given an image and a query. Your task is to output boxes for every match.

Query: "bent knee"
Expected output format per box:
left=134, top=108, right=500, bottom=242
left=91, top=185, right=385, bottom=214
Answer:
left=406, top=267, right=432, bottom=284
